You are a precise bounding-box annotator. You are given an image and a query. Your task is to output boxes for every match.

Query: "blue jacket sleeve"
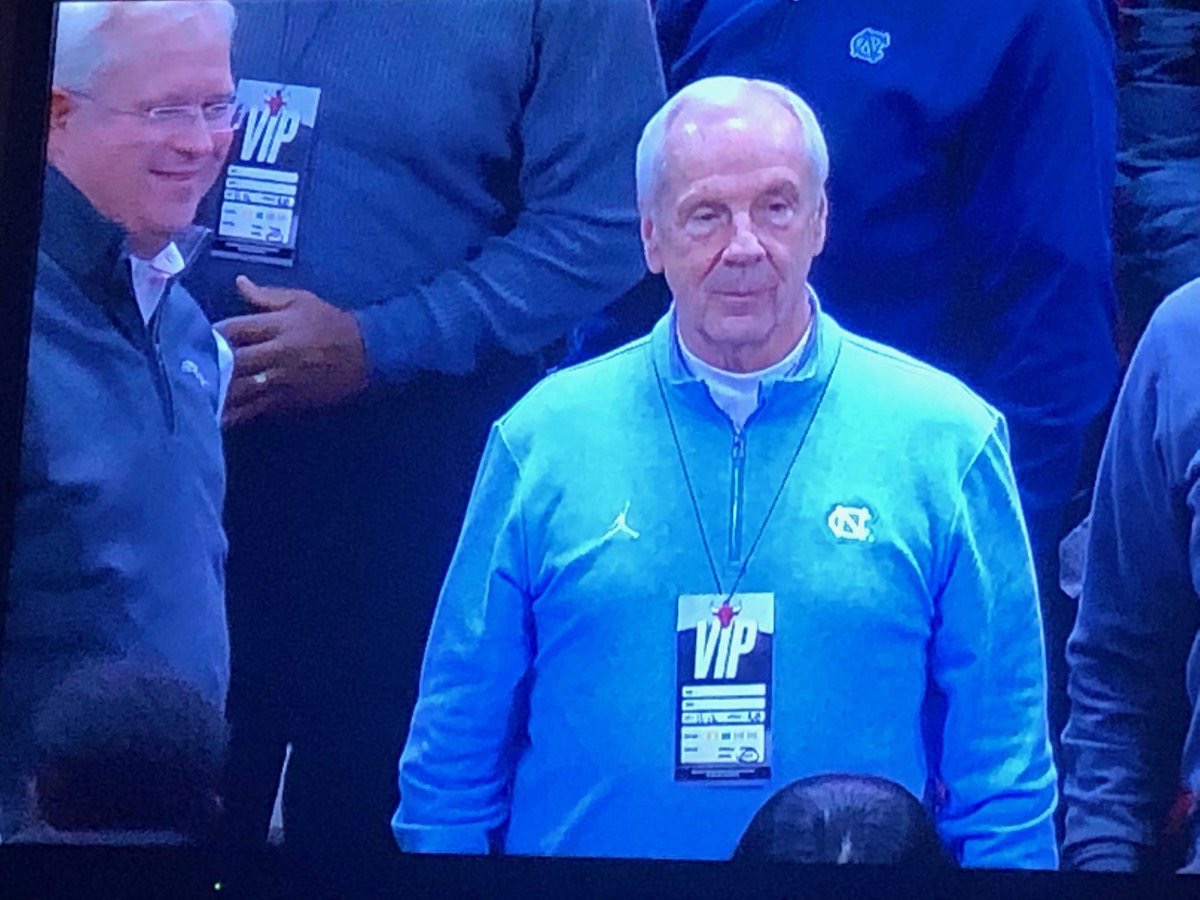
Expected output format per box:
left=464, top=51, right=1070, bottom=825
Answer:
left=1061, top=284, right=1200, bottom=872
left=931, top=419, right=1059, bottom=869
left=353, top=0, right=666, bottom=381
left=393, top=423, right=534, bottom=853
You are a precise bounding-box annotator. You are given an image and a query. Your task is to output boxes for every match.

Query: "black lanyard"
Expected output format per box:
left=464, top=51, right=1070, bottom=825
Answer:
left=651, top=349, right=831, bottom=603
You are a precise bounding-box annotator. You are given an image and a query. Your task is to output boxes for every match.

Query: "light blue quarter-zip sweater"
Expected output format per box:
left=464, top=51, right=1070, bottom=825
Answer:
left=395, top=309, right=1058, bottom=868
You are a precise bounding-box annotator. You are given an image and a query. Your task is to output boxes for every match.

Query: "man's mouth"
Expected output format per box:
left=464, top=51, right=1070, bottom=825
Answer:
left=712, top=286, right=774, bottom=299
left=152, top=170, right=203, bottom=182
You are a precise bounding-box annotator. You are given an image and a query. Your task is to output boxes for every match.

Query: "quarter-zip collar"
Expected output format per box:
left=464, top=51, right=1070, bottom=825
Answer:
left=651, top=285, right=841, bottom=418
left=648, top=286, right=842, bottom=569
left=38, top=166, right=211, bottom=331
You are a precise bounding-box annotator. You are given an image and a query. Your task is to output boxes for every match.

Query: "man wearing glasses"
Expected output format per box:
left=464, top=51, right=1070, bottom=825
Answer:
left=0, top=0, right=237, bottom=839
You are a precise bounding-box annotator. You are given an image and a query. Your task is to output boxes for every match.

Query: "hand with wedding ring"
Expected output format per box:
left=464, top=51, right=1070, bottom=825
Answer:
left=215, top=276, right=369, bottom=427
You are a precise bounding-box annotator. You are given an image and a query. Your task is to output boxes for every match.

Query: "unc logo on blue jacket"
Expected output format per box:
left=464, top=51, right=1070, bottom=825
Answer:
left=850, top=27, right=891, bottom=65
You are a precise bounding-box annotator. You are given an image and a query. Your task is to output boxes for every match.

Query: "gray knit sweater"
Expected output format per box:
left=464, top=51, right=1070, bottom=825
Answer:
left=191, top=0, right=666, bottom=382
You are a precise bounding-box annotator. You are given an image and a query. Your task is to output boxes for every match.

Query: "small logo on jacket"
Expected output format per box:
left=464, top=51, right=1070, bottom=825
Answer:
left=710, top=597, right=742, bottom=630
left=180, top=359, right=209, bottom=388
left=850, top=28, right=891, bottom=64
left=602, top=501, right=640, bottom=542
left=828, top=505, right=873, bottom=542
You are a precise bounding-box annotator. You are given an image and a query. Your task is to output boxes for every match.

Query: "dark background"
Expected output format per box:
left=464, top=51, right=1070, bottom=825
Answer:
left=0, top=0, right=50, bottom=648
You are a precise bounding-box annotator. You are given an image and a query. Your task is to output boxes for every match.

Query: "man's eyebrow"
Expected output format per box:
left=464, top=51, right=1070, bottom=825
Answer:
left=677, top=195, right=723, bottom=216
left=760, top=180, right=801, bottom=197
left=143, top=91, right=236, bottom=107
left=142, top=93, right=192, bottom=107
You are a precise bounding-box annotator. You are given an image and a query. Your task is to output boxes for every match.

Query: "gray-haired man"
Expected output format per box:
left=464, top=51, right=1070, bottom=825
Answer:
left=1, top=0, right=236, bottom=837
left=395, top=76, right=1057, bottom=867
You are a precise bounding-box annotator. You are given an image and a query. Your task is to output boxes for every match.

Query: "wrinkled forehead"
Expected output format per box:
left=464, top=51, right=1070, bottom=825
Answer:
left=660, top=98, right=808, bottom=195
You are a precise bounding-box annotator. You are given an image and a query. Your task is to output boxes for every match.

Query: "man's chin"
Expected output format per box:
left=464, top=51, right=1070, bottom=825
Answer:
left=698, top=316, right=811, bottom=368
left=705, top=318, right=771, bottom=347
left=151, top=205, right=204, bottom=236
left=126, top=213, right=198, bottom=254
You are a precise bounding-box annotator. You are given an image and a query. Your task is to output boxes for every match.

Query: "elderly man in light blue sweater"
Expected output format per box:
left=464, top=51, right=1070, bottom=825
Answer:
left=395, top=77, right=1058, bottom=868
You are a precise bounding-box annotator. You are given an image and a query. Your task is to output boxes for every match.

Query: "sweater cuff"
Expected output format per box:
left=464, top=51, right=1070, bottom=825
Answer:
left=1063, top=839, right=1141, bottom=872
left=352, top=298, right=434, bottom=386
left=394, top=821, right=492, bottom=856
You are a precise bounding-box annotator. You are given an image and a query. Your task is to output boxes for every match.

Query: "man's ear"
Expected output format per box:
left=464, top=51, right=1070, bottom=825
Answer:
left=641, top=215, right=664, bottom=274
left=48, top=87, right=75, bottom=133
left=809, top=190, right=829, bottom=257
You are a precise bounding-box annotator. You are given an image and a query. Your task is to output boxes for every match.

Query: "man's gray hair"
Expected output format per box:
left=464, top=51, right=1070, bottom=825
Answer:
left=635, top=76, right=830, bottom=216
left=53, top=1, right=236, bottom=92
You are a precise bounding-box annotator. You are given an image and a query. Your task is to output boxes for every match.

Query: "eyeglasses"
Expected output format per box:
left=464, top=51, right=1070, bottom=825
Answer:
left=68, top=90, right=246, bottom=133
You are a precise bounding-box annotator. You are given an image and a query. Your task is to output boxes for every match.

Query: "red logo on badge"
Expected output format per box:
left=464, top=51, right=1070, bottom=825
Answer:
left=266, top=89, right=287, bottom=117
left=711, top=598, right=742, bottom=629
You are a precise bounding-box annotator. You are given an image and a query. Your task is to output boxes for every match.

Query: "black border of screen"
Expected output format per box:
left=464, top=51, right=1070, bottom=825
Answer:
left=0, top=0, right=53, bottom=652
left=0, top=0, right=1198, bottom=896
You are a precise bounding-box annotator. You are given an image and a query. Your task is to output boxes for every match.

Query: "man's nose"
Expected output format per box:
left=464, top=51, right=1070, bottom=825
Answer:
left=168, top=113, right=218, bottom=156
left=722, top=213, right=766, bottom=265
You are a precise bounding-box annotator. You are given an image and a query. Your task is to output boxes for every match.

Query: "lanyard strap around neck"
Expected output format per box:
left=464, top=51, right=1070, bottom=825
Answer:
left=651, top=351, right=831, bottom=603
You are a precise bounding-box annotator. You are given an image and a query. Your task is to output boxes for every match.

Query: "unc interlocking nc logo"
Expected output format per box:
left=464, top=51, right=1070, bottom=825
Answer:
left=828, top=505, right=873, bottom=542
left=850, top=28, right=891, bottom=65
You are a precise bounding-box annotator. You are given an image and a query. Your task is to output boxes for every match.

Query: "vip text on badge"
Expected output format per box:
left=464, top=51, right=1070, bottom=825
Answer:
left=694, top=599, right=759, bottom=679
left=241, top=92, right=302, bottom=165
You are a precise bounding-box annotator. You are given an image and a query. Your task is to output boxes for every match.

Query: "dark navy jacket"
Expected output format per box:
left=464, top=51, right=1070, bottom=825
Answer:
left=659, top=0, right=1119, bottom=513
left=1, top=169, right=229, bottom=825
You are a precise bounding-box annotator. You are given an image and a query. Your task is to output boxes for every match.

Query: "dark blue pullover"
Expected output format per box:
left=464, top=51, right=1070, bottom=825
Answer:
left=1, top=168, right=229, bottom=830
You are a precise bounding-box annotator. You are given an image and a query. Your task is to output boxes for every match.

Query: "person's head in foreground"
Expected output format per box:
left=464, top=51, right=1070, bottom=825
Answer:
left=733, top=774, right=956, bottom=868
left=637, top=74, right=829, bottom=372
left=17, top=660, right=228, bottom=845
left=48, top=0, right=237, bottom=255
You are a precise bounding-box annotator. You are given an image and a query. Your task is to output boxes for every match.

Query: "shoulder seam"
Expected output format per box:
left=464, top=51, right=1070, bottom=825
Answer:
left=840, top=333, right=998, bottom=419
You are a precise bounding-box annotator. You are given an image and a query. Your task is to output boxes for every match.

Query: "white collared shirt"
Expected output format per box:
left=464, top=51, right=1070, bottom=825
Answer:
left=677, top=310, right=813, bottom=432
left=129, top=241, right=185, bottom=324
left=129, top=242, right=234, bottom=419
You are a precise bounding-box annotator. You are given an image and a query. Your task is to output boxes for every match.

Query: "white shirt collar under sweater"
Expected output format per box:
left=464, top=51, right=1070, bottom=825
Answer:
left=128, top=241, right=185, bottom=324
left=677, top=317, right=812, bottom=431
left=127, top=240, right=234, bottom=420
